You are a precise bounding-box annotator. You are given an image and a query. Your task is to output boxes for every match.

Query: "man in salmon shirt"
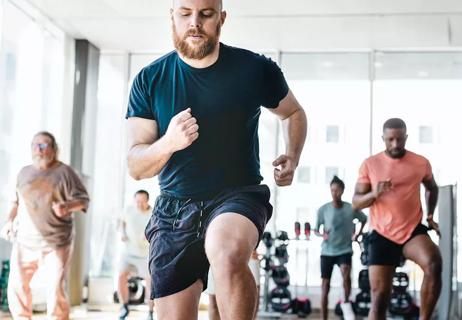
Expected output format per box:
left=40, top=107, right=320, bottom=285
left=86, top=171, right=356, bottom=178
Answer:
left=352, top=118, right=441, bottom=320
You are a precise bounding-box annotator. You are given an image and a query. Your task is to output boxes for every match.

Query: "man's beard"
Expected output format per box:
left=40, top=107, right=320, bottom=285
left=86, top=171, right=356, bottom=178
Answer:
left=173, top=23, right=221, bottom=60
left=33, top=154, right=55, bottom=167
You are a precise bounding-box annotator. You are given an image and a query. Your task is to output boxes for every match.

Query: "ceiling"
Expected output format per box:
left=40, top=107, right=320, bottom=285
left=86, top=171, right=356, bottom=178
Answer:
left=23, top=0, right=462, bottom=52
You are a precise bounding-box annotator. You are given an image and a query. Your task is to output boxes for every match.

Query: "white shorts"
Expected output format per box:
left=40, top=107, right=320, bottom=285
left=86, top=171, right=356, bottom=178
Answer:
left=207, top=258, right=260, bottom=295
left=117, top=252, right=149, bottom=279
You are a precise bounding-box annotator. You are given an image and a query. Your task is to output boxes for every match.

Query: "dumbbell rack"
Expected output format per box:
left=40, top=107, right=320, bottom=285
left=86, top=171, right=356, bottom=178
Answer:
left=290, top=221, right=312, bottom=318
left=388, top=271, right=419, bottom=319
left=353, top=233, right=371, bottom=318
left=259, top=231, right=286, bottom=319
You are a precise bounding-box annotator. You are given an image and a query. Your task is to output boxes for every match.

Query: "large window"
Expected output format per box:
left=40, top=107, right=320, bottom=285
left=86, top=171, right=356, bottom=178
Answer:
left=275, top=51, right=462, bottom=289
left=89, top=50, right=462, bottom=289
left=0, top=0, right=70, bottom=260
left=372, top=51, right=462, bottom=284
left=279, top=53, right=371, bottom=287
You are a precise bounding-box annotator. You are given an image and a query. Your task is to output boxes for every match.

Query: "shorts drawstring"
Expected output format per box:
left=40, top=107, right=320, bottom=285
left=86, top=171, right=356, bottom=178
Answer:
left=172, top=198, right=192, bottom=230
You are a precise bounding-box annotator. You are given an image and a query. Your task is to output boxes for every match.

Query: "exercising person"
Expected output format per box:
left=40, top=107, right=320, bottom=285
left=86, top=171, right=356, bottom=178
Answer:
left=353, top=118, right=441, bottom=320
left=116, top=190, right=154, bottom=320
left=125, top=1, right=307, bottom=319
left=315, top=176, right=367, bottom=320
left=1, top=131, right=89, bottom=320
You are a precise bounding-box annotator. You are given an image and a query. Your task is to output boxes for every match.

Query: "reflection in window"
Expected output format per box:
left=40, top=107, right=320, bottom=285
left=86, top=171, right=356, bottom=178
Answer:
left=419, top=126, right=433, bottom=144
left=325, top=167, right=339, bottom=184
left=296, top=207, right=310, bottom=222
left=326, top=125, right=339, bottom=143
left=297, top=166, right=311, bottom=183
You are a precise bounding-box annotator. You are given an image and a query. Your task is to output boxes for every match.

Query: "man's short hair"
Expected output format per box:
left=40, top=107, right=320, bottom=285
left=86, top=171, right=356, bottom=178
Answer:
left=330, top=175, right=345, bottom=190
left=383, top=118, right=407, bottom=132
left=135, top=190, right=149, bottom=199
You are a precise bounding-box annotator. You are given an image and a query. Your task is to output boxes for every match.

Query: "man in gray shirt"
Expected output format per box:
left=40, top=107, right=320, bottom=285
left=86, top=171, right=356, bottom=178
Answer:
left=315, top=176, right=367, bottom=320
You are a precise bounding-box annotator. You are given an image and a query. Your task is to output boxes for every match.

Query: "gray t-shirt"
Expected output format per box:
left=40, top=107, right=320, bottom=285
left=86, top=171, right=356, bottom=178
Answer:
left=119, top=206, right=151, bottom=258
left=15, top=162, right=89, bottom=249
left=315, top=201, right=367, bottom=256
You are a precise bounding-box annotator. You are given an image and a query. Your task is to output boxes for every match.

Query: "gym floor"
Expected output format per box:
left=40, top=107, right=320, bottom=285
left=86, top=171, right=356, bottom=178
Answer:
left=0, top=307, right=333, bottom=319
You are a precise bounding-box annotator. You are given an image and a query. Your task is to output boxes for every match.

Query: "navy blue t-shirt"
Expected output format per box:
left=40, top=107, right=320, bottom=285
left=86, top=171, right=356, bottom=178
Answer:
left=126, top=43, right=289, bottom=199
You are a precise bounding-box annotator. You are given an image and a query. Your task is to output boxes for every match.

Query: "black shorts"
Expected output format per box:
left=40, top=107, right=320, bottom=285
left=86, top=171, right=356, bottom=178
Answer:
left=320, top=253, right=352, bottom=279
left=144, top=184, right=272, bottom=299
left=368, top=223, right=429, bottom=266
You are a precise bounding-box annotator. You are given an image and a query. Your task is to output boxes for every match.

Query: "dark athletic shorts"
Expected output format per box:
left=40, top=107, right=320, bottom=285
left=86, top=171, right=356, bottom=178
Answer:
left=144, top=184, right=272, bottom=299
left=320, top=252, right=352, bottom=279
left=368, top=223, right=429, bottom=266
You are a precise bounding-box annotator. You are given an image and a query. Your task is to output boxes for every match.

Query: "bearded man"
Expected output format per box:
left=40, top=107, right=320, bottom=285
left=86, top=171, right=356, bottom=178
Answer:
left=1, top=131, right=89, bottom=320
left=125, top=1, right=308, bottom=319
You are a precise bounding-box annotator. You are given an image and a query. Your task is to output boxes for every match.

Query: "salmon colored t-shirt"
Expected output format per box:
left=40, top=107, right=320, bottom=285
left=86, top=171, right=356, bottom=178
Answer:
left=357, top=151, right=433, bottom=244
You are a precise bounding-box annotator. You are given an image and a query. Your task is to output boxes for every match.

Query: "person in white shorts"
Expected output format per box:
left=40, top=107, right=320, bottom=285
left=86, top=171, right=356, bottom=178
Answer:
left=117, top=190, right=154, bottom=320
left=208, top=250, right=260, bottom=320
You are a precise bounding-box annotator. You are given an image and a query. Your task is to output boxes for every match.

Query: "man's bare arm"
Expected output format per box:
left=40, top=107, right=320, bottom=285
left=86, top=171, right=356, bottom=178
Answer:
left=127, top=109, right=199, bottom=180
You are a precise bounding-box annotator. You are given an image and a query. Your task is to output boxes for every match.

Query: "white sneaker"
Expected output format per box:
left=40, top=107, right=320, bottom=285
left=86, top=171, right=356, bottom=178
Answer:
left=340, top=301, right=355, bottom=320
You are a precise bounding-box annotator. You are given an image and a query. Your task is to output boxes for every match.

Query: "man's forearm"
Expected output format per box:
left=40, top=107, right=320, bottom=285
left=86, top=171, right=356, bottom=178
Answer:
left=282, top=108, right=307, bottom=164
left=127, top=136, right=174, bottom=180
left=352, top=192, right=376, bottom=210
left=425, top=187, right=438, bottom=217
left=66, top=200, right=88, bottom=213
left=7, top=204, right=18, bottom=222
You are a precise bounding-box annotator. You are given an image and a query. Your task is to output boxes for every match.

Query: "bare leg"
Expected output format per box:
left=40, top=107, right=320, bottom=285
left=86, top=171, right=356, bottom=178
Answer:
left=145, top=276, right=154, bottom=313
left=208, top=294, right=221, bottom=320
left=339, top=264, right=351, bottom=302
left=117, top=270, right=130, bottom=305
left=368, top=265, right=395, bottom=320
left=154, top=280, right=202, bottom=320
left=205, top=213, right=259, bottom=320
left=321, top=278, right=330, bottom=320
left=403, top=235, right=442, bottom=320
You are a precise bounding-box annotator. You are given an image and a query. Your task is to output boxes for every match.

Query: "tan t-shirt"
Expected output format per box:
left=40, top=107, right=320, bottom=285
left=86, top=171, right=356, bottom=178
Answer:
left=357, top=151, right=433, bottom=244
left=15, top=161, right=90, bottom=249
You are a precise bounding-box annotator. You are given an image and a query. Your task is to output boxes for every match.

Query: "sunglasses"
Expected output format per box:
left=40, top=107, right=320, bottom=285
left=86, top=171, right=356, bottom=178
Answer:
left=32, top=143, right=51, bottom=151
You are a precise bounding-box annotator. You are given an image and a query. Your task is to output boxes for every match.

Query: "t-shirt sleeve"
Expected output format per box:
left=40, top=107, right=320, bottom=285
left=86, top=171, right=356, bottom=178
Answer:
left=63, top=167, right=90, bottom=212
left=357, top=161, right=371, bottom=184
left=126, top=69, right=155, bottom=120
left=423, top=159, right=433, bottom=181
left=315, top=208, right=324, bottom=232
left=260, top=57, right=289, bottom=109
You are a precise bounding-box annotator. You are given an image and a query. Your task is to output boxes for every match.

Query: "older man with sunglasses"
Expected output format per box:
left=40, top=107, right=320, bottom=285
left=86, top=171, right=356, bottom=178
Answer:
left=1, top=131, right=89, bottom=320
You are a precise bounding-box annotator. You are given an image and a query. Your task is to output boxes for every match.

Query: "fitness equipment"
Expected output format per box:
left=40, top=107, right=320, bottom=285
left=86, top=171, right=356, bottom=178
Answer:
left=358, top=269, right=370, bottom=292
left=113, top=276, right=145, bottom=305
left=290, top=221, right=311, bottom=318
left=269, top=287, right=292, bottom=312
left=274, top=245, right=289, bottom=264
left=354, top=233, right=371, bottom=317
left=261, top=231, right=291, bottom=315
left=355, top=291, right=371, bottom=317
left=392, top=272, right=409, bottom=293
left=388, top=291, right=419, bottom=317
left=261, top=231, right=274, bottom=314
left=269, top=230, right=292, bottom=313
left=388, top=271, right=419, bottom=317
left=271, top=265, right=290, bottom=287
